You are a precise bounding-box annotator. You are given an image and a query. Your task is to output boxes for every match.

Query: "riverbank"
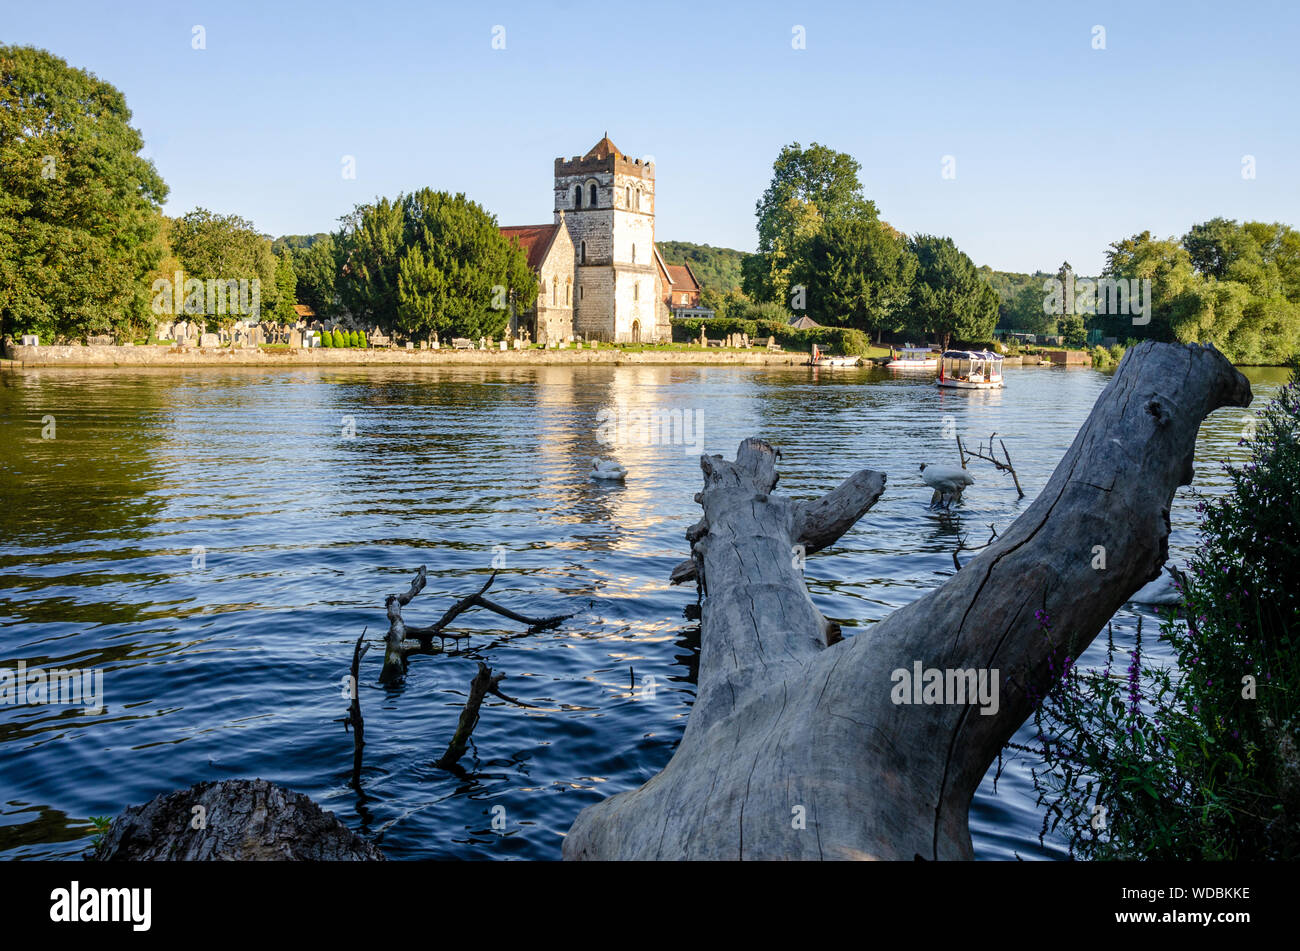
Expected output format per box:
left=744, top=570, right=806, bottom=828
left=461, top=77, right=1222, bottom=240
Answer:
left=1, top=342, right=812, bottom=369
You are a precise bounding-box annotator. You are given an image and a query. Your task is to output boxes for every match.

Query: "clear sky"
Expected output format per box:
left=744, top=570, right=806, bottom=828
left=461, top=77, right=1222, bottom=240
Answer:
left=5, top=0, right=1298, bottom=274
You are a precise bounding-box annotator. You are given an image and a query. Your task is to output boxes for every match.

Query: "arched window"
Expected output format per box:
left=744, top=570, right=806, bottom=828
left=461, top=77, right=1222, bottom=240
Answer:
left=551, top=280, right=556, bottom=306
left=565, top=280, right=571, bottom=305
left=588, top=183, right=597, bottom=206
left=631, top=244, right=636, bottom=264
left=574, top=185, right=582, bottom=208
left=633, top=282, right=639, bottom=301
left=635, top=188, right=641, bottom=211
left=580, top=240, right=587, bottom=264
left=625, top=185, right=631, bottom=206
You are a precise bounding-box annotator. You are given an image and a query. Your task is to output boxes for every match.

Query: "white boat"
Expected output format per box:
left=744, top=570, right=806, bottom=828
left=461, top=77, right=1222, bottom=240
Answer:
left=808, top=344, right=860, bottom=367
left=885, top=346, right=937, bottom=370
left=936, top=350, right=1004, bottom=389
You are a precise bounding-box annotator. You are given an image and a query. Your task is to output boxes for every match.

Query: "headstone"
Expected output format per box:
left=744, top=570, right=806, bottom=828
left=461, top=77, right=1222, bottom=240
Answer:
left=513, top=339, right=522, bottom=350
left=405, top=342, right=414, bottom=350
left=500, top=340, right=507, bottom=351
left=200, top=332, right=219, bottom=347
left=479, top=337, right=487, bottom=350
left=742, top=333, right=750, bottom=348
left=21, top=334, right=38, bottom=346
left=156, top=321, right=174, bottom=340
left=767, top=335, right=777, bottom=350
left=289, top=329, right=303, bottom=348
left=419, top=340, right=428, bottom=349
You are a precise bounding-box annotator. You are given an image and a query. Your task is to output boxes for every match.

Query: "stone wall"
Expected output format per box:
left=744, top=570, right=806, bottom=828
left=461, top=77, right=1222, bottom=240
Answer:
left=2, top=342, right=810, bottom=367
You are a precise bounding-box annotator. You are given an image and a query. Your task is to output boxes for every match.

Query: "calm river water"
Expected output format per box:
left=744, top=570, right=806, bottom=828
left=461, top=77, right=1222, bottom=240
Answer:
left=0, top=361, right=1285, bottom=860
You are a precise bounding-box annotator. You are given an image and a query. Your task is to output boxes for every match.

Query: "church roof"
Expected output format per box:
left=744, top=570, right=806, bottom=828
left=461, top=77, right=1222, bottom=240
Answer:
left=664, top=264, right=700, bottom=293
left=500, top=224, right=560, bottom=271
left=583, top=134, right=623, bottom=161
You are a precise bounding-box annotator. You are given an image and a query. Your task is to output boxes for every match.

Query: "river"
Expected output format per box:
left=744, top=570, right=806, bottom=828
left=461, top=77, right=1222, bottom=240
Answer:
left=0, top=361, right=1285, bottom=859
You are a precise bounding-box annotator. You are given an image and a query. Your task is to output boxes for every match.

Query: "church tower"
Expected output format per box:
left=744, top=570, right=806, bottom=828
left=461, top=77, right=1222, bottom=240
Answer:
left=554, top=135, right=661, bottom=343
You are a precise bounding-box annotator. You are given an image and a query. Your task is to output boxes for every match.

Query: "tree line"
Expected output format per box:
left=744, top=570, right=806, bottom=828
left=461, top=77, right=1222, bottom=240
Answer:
left=725, top=142, right=1001, bottom=351
left=0, top=45, right=535, bottom=344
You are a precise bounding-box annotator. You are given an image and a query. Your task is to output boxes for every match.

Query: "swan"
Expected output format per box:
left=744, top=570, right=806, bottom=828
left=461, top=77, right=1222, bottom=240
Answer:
left=1130, top=565, right=1187, bottom=605
left=590, top=458, right=627, bottom=482
left=919, top=463, right=974, bottom=509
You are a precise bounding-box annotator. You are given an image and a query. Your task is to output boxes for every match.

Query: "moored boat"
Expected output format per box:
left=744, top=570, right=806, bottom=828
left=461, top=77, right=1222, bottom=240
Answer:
left=808, top=344, right=861, bottom=367
left=885, top=346, right=938, bottom=370
left=936, top=350, right=1004, bottom=389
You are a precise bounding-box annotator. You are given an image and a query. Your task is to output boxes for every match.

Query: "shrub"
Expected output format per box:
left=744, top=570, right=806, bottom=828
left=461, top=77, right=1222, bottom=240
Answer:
left=1090, top=345, right=1114, bottom=369
left=1017, top=368, right=1300, bottom=859
left=358, top=331, right=368, bottom=348
left=332, top=329, right=345, bottom=348
left=319, top=330, right=332, bottom=348
left=348, top=330, right=359, bottom=348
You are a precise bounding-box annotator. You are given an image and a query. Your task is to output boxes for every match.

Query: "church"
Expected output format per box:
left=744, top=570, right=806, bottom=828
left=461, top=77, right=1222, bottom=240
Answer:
left=499, top=136, right=698, bottom=345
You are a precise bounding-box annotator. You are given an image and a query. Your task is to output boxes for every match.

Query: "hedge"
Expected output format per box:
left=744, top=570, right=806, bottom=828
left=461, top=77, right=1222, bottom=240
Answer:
left=671, top=318, right=872, bottom=357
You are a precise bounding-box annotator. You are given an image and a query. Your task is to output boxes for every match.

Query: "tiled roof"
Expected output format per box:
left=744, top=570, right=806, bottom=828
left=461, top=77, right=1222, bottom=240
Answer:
left=583, top=135, right=623, bottom=160
left=664, top=264, right=700, bottom=293
left=500, top=224, right=560, bottom=271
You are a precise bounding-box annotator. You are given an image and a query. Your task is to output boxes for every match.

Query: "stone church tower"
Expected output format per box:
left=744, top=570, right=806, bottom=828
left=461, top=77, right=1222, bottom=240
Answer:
left=554, top=136, right=670, bottom=343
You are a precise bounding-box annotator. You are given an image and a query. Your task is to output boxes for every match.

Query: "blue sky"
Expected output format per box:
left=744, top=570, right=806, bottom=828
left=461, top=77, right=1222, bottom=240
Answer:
left=5, top=0, right=1298, bottom=273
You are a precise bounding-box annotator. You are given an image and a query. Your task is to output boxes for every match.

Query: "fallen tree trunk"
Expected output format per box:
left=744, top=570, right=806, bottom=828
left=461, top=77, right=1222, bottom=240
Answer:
left=563, top=342, right=1252, bottom=860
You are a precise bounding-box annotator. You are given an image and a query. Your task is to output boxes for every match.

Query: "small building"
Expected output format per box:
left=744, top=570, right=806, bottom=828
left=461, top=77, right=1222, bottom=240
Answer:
left=500, top=219, right=575, bottom=345
left=663, top=262, right=703, bottom=314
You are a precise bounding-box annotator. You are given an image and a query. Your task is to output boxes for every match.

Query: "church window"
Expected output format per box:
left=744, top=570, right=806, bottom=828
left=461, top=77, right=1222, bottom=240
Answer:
left=634, top=282, right=639, bottom=301
left=566, top=280, right=571, bottom=305
left=574, top=185, right=582, bottom=208
left=625, top=185, right=631, bottom=206
left=580, top=240, right=587, bottom=264
left=635, top=188, right=641, bottom=210
left=588, top=183, right=597, bottom=206
left=631, top=244, right=636, bottom=264
left=551, top=281, right=556, bottom=306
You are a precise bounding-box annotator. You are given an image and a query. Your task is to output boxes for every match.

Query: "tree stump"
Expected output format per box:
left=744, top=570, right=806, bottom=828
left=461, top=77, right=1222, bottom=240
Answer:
left=563, top=342, right=1252, bottom=860
left=92, top=779, right=384, bottom=861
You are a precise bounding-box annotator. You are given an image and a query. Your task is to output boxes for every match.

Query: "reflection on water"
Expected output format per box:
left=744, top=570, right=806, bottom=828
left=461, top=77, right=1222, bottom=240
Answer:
left=0, top=362, right=1285, bottom=859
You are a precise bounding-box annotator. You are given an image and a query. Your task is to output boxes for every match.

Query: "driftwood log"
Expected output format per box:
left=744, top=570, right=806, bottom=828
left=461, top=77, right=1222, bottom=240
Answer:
left=92, top=779, right=384, bottom=860
left=381, top=567, right=572, bottom=683
left=563, top=342, right=1251, bottom=860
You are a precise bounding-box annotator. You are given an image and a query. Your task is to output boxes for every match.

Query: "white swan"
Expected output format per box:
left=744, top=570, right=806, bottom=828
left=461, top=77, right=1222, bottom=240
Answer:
left=1130, top=565, right=1186, bottom=605
left=919, top=463, right=974, bottom=509
left=590, top=458, right=627, bottom=482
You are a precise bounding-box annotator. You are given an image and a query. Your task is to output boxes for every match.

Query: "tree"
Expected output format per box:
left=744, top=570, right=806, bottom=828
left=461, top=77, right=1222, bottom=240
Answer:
left=0, top=45, right=168, bottom=343
left=906, top=234, right=998, bottom=350
left=169, top=208, right=277, bottom=337
left=791, top=218, right=916, bottom=342
left=272, top=248, right=298, bottom=324
left=334, top=190, right=535, bottom=338
left=1059, top=314, right=1087, bottom=347
left=286, top=234, right=340, bottom=319
left=743, top=142, right=878, bottom=306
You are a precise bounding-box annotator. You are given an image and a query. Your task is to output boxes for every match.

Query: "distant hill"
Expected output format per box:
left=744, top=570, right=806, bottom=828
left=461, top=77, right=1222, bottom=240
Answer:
left=658, top=241, right=748, bottom=294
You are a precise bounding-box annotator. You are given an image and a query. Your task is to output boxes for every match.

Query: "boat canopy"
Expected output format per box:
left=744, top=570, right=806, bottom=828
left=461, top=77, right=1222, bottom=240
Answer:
left=897, top=347, right=933, bottom=356
left=941, top=349, right=1001, bottom=360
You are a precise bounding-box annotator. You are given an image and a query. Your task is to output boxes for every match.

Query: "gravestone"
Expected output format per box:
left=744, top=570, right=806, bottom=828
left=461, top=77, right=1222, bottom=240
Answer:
left=406, top=342, right=414, bottom=350
left=289, top=329, right=302, bottom=348
left=21, top=334, right=38, bottom=346
left=500, top=340, right=507, bottom=351
left=200, top=332, right=219, bottom=347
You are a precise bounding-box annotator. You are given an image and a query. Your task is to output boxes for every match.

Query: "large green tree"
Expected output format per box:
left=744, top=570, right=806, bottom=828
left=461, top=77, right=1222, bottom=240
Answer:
left=0, top=45, right=168, bottom=342
left=791, top=217, right=916, bottom=341
left=168, top=208, right=278, bottom=333
left=906, top=235, right=998, bottom=350
left=743, top=142, right=878, bottom=307
left=335, top=189, right=536, bottom=339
